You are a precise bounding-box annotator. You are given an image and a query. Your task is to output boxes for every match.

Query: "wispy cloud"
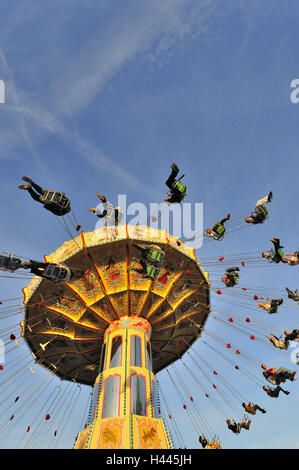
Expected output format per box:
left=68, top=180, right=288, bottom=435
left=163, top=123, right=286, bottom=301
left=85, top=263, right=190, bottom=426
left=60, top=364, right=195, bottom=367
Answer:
left=51, top=0, right=221, bottom=117
left=0, top=0, right=222, bottom=199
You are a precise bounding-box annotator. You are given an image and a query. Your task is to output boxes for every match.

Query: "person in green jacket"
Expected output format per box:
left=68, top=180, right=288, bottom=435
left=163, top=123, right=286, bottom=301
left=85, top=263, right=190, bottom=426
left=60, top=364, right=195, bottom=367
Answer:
left=164, top=163, right=187, bottom=203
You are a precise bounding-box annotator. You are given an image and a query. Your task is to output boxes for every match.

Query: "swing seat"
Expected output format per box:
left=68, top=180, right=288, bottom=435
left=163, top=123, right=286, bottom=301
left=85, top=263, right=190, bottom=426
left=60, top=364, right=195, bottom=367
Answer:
left=146, top=247, right=165, bottom=266
left=144, top=264, right=160, bottom=281
left=43, top=263, right=72, bottom=282
left=41, top=191, right=71, bottom=214
left=0, top=254, right=22, bottom=272
left=210, top=223, right=226, bottom=240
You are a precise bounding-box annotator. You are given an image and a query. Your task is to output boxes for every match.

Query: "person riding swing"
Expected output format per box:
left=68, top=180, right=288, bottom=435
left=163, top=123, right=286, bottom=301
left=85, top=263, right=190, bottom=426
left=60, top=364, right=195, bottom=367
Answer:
left=128, top=244, right=165, bottom=281
left=245, top=192, right=272, bottom=224
left=222, top=266, right=240, bottom=287
left=164, top=164, right=187, bottom=203
left=262, top=237, right=284, bottom=264
left=21, top=260, right=75, bottom=283
left=205, top=214, right=231, bottom=240
left=0, top=253, right=22, bottom=272
left=19, top=177, right=71, bottom=216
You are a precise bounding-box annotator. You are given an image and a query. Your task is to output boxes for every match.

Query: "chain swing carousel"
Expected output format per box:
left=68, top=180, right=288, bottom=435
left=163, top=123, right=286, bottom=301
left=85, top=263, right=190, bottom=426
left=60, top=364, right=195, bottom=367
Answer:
left=21, top=224, right=210, bottom=449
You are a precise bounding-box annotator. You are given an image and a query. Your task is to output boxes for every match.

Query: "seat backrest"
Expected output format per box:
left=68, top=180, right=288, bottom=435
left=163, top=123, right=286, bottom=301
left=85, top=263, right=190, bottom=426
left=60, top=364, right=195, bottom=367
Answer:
left=146, top=264, right=159, bottom=279
left=257, top=205, right=268, bottom=218
left=41, top=191, right=70, bottom=210
left=174, top=181, right=187, bottom=194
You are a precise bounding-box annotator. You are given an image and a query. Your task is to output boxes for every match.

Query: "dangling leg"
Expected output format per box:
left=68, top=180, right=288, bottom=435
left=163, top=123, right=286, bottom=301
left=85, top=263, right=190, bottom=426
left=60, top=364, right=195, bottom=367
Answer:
left=220, top=213, right=231, bottom=225
left=256, top=192, right=272, bottom=207
left=254, top=404, right=266, bottom=414
left=270, top=238, right=282, bottom=257
left=226, top=266, right=239, bottom=273
left=19, top=185, right=42, bottom=202
left=165, top=164, right=179, bottom=190
left=22, top=177, right=46, bottom=195
left=258, top=303, right=267, bottom=311
left=266, top=335, right=278, bottom=347
left=97, top=193, right=107, bottom=203
left=22, top=260, right=45, bottom=273
left=277, top=367, right=297, bottom=381
left=274, top=386, right=289, bottom=397
left=19, top=177, right=46, bottom=203
left=27, top=187, right=45, bottom=202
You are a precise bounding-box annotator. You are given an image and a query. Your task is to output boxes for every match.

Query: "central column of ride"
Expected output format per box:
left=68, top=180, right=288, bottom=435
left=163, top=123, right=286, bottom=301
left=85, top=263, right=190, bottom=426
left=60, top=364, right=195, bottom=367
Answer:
left=75, top=316, right=172, bottom=449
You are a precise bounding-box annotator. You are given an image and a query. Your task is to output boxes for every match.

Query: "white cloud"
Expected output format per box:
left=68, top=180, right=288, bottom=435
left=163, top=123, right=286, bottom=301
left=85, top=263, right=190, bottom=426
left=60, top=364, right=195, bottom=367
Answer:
left=51, top=0, right=220, bottom=117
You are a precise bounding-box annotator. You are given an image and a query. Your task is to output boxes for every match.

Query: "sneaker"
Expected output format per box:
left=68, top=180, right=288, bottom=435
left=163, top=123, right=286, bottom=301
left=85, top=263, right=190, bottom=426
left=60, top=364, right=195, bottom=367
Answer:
left=97, top=194, right=106, bottom=202
left=171, top=163, right=179, bottom=172
left=22, top=176, right=33, bottom=184
left=21, top=262, right=31, bottom=269
left=268, top=191, right=273, bottom=202
left=19, top=185, right=31, bottom=190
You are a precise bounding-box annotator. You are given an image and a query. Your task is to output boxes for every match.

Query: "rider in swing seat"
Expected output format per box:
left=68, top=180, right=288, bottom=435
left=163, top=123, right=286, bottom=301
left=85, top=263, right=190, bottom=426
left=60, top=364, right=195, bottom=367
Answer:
left=164, top=164, right=187, bottom=204
left=19, top=177, right=71, bottom=216
left=262, top=237, right=284, bottom=263
left=245, top=192, right=272, bottom=224
left=89, top=193, right=122, bottom=226
left=21, top=260, right=74, bottom=283
left=0, top=254, right=22, bottom=272
left=205, top=213, right=231, bottom=240
left=221, top=266, right=240, bottom=287
left=128, top=244, right=165, bottom=281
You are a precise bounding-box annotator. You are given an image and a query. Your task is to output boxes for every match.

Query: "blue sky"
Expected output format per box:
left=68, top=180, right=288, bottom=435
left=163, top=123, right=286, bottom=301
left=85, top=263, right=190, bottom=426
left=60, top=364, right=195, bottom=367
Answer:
left=0, top=0, right=299, bottom=449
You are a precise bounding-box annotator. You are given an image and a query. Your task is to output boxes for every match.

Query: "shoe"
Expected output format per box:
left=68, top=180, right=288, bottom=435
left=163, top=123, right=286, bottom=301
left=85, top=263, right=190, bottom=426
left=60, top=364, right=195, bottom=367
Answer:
left=261, top=409, right=266, bottom=414
left=227, top=213, right=231, bottom=219
left=21, top=262, right=31, bottom=269
left=89, top=208, right=96, bottom=212
left=268, top=191, right=273, bottom=202
left=97, top=193, right=106, bottom=202
left=171, top=163, right=179, bottom=172
left=22, top=176, right=33, bottom=184
left=19, top=185, right=31, bottom=190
